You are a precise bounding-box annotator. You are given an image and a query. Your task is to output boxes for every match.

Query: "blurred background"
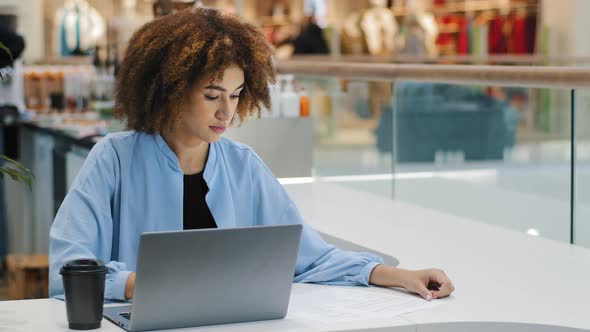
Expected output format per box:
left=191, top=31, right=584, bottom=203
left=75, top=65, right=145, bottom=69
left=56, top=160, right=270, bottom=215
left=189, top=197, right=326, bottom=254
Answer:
left=0, top=0, right=589, bottom=301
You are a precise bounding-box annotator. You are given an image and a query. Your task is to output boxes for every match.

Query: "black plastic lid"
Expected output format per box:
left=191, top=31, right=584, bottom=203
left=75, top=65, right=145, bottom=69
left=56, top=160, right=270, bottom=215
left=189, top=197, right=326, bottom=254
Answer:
left=60, top=259, right=108, bottom=275
left=50, top=93, right=65, bottom=110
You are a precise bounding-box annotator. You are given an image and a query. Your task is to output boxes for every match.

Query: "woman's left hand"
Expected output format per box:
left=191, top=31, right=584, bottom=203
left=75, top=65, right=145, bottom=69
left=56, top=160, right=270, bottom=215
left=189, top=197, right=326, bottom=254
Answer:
left=400, top=268, right=455, bottom=301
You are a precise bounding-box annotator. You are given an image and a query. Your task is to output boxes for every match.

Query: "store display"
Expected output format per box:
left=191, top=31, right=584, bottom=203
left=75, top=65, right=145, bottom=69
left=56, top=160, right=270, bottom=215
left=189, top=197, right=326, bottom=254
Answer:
left=341, top=12, right=366, bottom=55
left=360, top=0, right=398, bottom=55
left=54, top=0, right=106, bottom=56
left=336, top=0, right=539, bottom=56
left=416, top=11, right=439, bottom=55
left=433, top=4, right=538, bottom=56
left=399, top=12, right=438, bottom=56
left=23, top=65, right=114, bottom=114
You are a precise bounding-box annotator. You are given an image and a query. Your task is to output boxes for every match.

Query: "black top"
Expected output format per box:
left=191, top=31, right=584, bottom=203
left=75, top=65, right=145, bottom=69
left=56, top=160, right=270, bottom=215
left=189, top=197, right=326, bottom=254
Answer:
left=183, top=171, right=217, bottom=230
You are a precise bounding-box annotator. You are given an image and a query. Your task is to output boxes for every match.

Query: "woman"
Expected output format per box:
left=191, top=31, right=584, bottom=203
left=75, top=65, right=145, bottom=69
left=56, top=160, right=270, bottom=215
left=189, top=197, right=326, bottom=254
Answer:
left=49, top=8, right=454, bottom=302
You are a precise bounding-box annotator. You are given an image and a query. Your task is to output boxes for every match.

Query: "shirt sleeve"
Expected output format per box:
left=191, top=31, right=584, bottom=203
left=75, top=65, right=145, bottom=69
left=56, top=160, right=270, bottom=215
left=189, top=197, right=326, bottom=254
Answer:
left=49, top=138, right=131, bottom=301
left=249, top=151, right=383, bottom=286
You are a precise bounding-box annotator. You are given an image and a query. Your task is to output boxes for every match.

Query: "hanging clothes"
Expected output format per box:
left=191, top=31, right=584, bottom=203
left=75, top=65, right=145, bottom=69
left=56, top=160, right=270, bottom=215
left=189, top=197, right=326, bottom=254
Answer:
left=525, top=13, right=538, bottom=53
left=340, top=12, right=366, bottom=54
left=504, top=15, right=516, bottom=54
left=479, top=22, right=489, bottom=56
left=417, top=12, right=439, bottom=56
left=512, top=13, right=527, bottom=54
left=488, top=14, right=507, bottom=54
left=468, top=16, right=476, bottom=55
left=435, top=14, right=455, bottom=54
left=471, top=19, right=480, bottom=56
left=360, top=6, right=398, bottom=55
left=293, top=21, right=329, bottom=55
left=457, top=16, right=470, bottom=54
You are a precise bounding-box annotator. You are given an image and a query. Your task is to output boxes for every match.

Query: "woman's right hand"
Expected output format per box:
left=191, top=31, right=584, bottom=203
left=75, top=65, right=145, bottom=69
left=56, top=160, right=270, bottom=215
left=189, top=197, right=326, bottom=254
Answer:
left=125, top=272, right=136, bottom=300
left=401, top=268, right=455, bottom=300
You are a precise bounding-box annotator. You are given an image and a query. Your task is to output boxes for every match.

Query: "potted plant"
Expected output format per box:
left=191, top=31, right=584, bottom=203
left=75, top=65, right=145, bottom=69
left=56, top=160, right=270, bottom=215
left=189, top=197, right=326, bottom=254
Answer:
left=0, top=41, right=32, bottom=188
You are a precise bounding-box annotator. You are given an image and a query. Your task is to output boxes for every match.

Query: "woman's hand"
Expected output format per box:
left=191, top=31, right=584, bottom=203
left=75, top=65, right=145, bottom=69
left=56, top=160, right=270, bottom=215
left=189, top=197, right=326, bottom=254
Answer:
left=369, top=265, right=455, bottom=301
left=400, top=268, right=455, bottom=300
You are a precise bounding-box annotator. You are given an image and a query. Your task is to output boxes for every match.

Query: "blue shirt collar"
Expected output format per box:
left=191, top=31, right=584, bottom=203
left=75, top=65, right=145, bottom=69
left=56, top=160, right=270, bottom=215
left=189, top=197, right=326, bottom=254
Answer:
left=152, top=133, right=218, bottom=186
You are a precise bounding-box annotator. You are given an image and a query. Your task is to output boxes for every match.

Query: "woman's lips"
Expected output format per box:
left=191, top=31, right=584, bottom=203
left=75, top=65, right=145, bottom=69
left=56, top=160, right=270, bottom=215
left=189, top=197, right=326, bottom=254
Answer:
left=209, top=126, right=226, bottom=134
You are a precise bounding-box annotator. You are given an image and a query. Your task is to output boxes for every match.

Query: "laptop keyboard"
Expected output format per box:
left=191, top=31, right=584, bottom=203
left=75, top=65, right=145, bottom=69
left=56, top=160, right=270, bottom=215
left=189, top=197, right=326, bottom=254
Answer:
left=119, top=312, right=132, bottom=320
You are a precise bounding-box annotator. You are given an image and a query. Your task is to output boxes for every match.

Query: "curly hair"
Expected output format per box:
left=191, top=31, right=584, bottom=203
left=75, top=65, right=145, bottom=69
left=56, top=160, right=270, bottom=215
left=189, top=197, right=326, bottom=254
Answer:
left=114, top=8, right=276, bottom=133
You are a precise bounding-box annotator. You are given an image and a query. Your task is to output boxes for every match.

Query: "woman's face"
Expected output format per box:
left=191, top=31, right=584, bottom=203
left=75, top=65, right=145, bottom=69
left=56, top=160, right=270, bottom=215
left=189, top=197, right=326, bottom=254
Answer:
left=180, top=64, right=245, bottom=143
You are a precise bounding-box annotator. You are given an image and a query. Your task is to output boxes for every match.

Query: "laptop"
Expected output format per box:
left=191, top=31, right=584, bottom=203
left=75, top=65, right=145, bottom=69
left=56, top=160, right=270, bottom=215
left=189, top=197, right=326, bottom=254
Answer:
left=103, top=224, right=303, bottom=331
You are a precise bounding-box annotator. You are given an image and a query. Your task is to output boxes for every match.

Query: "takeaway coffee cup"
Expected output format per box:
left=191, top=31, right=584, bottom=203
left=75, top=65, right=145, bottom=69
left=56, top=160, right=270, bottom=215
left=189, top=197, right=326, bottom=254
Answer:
left=60, top=259, right=108, bottom=330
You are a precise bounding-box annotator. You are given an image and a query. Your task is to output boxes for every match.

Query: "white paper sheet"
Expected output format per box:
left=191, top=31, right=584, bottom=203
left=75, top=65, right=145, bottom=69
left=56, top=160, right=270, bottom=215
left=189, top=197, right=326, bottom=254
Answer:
left=287, top=283, right=436, bottom=324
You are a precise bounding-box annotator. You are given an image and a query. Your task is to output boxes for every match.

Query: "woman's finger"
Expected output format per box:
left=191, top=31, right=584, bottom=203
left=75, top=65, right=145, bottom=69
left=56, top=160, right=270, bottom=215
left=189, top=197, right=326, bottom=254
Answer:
left=429, top=269, right=454, bottom=298
left=431, top=278, right=455, bottom=298
left=414, top=280, right=433, bottom=301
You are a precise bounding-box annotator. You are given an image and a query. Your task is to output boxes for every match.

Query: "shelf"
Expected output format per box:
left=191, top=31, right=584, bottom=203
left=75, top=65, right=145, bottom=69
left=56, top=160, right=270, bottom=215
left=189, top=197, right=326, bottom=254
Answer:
left=392, top=0, right=537, bottom=16
left=259, top=16, right=294, bottom=27
left=438, top=28, right=460, bottom=33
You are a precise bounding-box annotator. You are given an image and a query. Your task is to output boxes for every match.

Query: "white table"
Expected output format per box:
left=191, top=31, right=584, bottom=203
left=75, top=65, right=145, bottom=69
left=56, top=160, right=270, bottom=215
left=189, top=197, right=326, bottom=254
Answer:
left=2, top=182, right=588, bottom=331
left=285, top=182, right=590, bottom=332
left=0, top=293, right=415, bottom=332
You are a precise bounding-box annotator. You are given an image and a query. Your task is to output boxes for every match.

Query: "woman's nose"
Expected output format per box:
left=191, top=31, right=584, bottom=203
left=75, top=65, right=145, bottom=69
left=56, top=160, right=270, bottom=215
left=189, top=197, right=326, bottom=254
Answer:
left=216, top=99, right=229, bottom=120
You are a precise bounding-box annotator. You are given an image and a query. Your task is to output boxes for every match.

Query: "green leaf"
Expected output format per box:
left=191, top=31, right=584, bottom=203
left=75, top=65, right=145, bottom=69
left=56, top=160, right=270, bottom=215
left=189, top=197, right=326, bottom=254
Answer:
left=0, top=154, right=33, bottom=190
left=0, top=41, right=13, bottom=62
left=0, top=154, right=33, bottom=177
left=0, top=167, right=32, bottom=189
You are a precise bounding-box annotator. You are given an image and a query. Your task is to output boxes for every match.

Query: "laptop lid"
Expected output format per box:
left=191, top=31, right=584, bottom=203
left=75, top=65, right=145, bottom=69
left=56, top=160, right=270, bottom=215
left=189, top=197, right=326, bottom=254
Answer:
left=128, top=224, right=302, bottom=331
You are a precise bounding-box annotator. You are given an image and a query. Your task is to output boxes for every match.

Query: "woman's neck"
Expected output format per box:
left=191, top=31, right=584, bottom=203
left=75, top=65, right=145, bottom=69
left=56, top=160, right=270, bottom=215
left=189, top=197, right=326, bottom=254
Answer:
left=161, top=129, right=209, bottom=175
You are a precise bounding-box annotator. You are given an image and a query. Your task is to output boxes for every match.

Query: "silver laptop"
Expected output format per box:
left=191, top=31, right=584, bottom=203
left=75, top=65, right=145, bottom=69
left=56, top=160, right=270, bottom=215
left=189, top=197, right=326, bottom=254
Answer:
left=103, top=224, right=302, bottom=331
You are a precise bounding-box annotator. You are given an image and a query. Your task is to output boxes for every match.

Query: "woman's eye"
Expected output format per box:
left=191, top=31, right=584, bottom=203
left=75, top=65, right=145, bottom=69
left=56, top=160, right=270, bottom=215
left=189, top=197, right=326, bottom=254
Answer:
left=230, top=95, right=240, bottom=100
left=205, top=95, right=219, bottom=100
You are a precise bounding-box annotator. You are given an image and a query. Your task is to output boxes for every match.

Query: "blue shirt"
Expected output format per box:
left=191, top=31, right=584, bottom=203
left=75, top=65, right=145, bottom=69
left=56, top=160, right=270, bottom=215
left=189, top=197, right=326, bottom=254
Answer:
left=49, top=131, right=383, bottom=301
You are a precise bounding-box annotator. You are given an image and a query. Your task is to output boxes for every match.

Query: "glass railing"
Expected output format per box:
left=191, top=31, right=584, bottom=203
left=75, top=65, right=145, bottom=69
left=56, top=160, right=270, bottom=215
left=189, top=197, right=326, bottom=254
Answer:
left=392, top=84, right=573, bottom=245
left=280, top=59, right=590, bottom=248
left=575, top=90, right=590, bottom=247
left=290, top=54, right=590, bottom=67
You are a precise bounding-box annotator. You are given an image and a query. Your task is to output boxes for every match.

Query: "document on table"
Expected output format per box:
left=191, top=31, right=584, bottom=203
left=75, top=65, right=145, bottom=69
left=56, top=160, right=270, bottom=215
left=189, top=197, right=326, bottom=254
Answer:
left=287, top=283, right=437, bottom=323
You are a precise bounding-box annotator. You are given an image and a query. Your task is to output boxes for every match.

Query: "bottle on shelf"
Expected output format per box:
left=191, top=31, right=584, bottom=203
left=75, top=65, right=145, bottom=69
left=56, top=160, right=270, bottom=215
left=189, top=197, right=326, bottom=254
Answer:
left=113, top=48, right=120, bottom=77
left=299, top=87, right=310, bottom=117
left=105, top=44, right=113, bottom=76
left=280, top=74, right=299, bottom=118
left=268, top=82, right=281, bottom=118
left=92, top=46, right=101, bottom=71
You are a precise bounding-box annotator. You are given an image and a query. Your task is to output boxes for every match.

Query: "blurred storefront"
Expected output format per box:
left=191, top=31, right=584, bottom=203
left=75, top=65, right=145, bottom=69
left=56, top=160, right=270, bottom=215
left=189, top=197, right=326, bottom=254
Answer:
left=1, top=0, right=590, bottom=300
